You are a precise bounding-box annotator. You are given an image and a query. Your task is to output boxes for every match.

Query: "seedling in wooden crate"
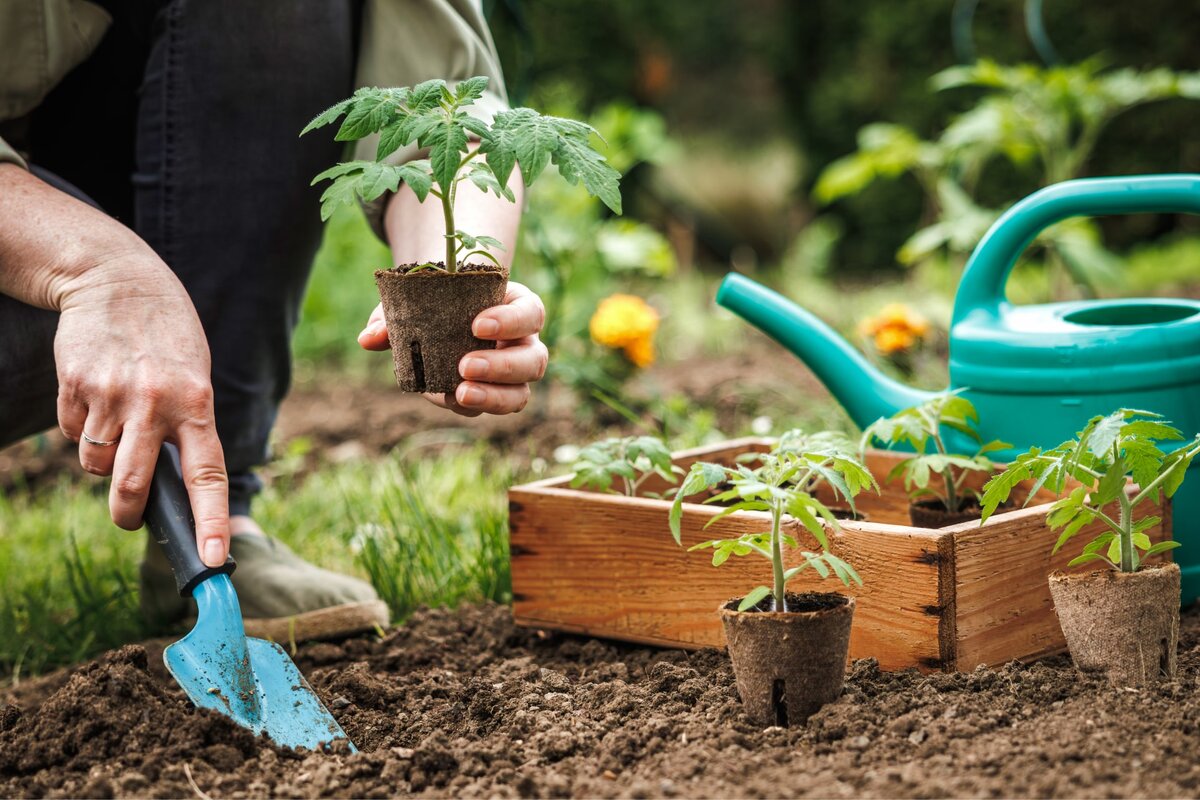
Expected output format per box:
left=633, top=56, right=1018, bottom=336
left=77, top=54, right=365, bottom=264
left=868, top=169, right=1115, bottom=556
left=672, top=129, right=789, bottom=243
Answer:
left=570, top=436, right=681, bottom=497
left=982, top=408, right=1200, bottom=685
left=863, top=392, right=1009, bottom=527
left=669, top=431, right=876, bottom=726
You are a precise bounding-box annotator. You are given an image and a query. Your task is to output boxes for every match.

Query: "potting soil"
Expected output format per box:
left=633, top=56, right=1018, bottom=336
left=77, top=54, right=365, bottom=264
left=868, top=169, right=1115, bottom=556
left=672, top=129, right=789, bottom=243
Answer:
left=5, top=602, right=1200, bottom=798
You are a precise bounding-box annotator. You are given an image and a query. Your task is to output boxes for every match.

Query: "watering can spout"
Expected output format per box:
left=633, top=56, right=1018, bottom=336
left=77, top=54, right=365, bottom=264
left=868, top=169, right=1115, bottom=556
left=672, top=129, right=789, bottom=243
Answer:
left=716, top=273, right=937, bottom=429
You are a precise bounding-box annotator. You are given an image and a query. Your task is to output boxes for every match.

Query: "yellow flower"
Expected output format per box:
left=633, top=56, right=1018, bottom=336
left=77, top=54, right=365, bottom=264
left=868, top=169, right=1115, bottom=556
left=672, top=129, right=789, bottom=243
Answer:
left=590, top=294, right=660, bottom=349
left=623, top=335, right=656, bottom=367
left=858, top=303, right=930, bottom=355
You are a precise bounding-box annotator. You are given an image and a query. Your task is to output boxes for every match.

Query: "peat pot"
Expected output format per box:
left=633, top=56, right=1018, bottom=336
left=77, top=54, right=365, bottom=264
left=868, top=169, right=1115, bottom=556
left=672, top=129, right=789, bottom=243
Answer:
left=719, top=592, right=854, bottom=727
left=908, top=498, right=987, bottom=529
left=375, top=266, right=507, bottom=393
left=1049, top=562, right=1180, bottom=686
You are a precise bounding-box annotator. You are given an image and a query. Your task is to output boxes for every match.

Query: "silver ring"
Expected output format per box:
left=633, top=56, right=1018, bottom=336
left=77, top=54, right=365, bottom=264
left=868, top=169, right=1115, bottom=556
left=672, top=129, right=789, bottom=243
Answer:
left=81, top=432, right=121, bottom=447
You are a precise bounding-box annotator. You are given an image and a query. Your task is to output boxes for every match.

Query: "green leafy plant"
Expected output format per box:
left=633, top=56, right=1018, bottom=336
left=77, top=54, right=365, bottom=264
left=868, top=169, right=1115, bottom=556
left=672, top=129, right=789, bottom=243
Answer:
left=981, top=409, right=1200, bottom=573
left=669, top=431, right=877, bottom=612
left=301, top=76, right=622, bottom=273
left=815, top=60, right=1200, bottom=292
left=570, top=436, right=681, bottom=498
left=863, top=393, right=1010, bottom=515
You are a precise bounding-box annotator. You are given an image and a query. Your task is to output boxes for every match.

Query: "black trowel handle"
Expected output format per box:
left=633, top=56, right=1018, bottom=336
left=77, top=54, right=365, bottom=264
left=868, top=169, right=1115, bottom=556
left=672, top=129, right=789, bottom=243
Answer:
left=144, top=443, right=236, bottom=597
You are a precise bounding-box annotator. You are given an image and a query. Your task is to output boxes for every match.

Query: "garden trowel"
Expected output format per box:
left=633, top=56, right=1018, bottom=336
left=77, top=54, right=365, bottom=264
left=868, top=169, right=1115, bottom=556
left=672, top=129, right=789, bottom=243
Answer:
left=144, top=443, right=354, bottom=751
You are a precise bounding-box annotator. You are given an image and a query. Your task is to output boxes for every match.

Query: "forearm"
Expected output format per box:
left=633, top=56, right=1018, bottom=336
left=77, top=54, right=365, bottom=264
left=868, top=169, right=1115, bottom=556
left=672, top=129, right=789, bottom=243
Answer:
left=384, top=155, right=524, bottom=269
left=0, top=164, right=168, bottom=310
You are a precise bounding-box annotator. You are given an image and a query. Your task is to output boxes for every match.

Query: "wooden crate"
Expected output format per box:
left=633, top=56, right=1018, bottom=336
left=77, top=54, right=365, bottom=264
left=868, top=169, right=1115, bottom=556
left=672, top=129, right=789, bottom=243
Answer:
left=508, top=438, right=1173, bottom=671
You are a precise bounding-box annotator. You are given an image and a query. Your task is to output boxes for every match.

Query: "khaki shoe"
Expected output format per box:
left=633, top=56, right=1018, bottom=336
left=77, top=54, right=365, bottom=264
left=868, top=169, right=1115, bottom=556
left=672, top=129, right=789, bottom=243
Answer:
left=140, top=533, right=389, bottom=643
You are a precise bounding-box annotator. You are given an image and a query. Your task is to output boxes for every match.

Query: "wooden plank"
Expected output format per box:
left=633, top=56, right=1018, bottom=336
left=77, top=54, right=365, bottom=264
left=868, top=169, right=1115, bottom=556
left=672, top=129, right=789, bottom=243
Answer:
left=951, top=489, right=1172, bottom=670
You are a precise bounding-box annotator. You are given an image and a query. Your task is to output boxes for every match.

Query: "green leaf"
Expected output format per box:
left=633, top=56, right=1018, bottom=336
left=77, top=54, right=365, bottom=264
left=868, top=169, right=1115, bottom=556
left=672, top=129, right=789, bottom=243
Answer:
left=1144, top=540, right=1182, bottom=557
left=426, top=113, right=471, bottom=193
left=300, top=98, right=353, bottom=136
left=454, top=76, right=490, bottom=104
left=1093, top=456, right=1127, bottom=505
left=1085, top=410, right=1126, bottom=461
left=466, top=163, right=515, bottom=202
left=407, top=79, right=446, bottom=111
left=825, top=552, right=863, bottom=586
left=335, top=90, right=399, bottom=142
left=1067, top=552, right=1111, bottom=568
left=738, top=586, right=772, bottom=612
left=317, top=175, right=364, bottom=221
left=550, top=122, right=623, bottom=214
left=1051, top=509, right=1095, bottom=554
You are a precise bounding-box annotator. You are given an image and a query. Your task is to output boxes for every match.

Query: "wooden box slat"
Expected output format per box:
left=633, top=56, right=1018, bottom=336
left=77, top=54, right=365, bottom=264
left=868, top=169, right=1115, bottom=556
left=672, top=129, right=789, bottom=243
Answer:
left=508, top=438, right=1171, bottom=671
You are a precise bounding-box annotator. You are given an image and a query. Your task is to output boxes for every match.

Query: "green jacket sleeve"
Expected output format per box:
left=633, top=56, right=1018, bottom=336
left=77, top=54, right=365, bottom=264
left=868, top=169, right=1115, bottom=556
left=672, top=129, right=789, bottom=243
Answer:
left=0, top=136, right=29, bottom=170
left=354, top=0, right=510, bottom=241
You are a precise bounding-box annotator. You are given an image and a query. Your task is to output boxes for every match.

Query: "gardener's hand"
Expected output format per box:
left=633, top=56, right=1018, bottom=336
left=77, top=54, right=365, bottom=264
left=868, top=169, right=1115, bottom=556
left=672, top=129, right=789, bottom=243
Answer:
left=0, top=165, right=230, bottom=567
left=357, top=281, right=548, bottom=416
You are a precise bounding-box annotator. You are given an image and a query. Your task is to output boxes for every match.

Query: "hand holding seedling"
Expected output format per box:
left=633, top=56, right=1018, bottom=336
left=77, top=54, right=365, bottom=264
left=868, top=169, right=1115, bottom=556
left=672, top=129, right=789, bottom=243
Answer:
left=357, top=280, right=547, bottom=416
left=670, top=431, right=876, bottom=612
left=306, top=77, right=619, bottom=411
left=863, top=392, right=1009, bottom=515
left=981, top=409, right=1200, bottom=572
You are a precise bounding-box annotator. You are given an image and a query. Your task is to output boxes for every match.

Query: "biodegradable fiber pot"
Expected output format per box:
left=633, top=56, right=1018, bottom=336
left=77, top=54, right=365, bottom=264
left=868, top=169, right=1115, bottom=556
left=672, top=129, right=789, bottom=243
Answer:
left=908, top=498, right=992, bottom=528
left=375, top=266, right=507, bottom=393
left=719, top=592, right=854, bottom=727
left=1049, top=562, right=1180, bottom=686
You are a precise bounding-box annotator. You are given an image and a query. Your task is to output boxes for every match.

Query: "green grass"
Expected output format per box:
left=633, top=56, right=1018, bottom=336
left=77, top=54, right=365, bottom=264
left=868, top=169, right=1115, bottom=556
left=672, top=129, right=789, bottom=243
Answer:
left=0, top=444, right=520, bottom=683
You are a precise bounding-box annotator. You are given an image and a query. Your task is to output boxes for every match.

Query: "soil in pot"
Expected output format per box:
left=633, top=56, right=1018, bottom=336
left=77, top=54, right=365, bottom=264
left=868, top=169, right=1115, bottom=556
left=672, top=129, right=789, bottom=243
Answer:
left=719, top=592, right=854, bottom=727
left=375, top=263, right=507, bottom=394
left=908, top=497, right=994, bottom=528
left=1049, top=561, right=1180, bottom=686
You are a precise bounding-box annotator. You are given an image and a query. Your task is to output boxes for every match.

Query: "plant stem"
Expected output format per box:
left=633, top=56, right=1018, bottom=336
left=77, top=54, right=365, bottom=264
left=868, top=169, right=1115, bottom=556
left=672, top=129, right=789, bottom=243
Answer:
left=926, top=409, right=959, bottom=513
left=771, top=503, right=786, bottom=612
left=441, top=184, right=456, bottom=272
left=1117, top=491, right=1134, bottom=573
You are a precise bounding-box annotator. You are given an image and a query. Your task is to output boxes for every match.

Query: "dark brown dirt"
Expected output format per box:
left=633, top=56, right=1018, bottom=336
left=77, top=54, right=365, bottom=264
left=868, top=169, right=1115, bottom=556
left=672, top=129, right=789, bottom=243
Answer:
left=7, top=602, right=1200, bottom=798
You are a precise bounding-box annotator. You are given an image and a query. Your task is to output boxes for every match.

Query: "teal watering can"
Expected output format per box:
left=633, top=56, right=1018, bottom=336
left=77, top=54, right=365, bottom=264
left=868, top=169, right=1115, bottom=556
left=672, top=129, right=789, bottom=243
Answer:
left=717, top=174, right=1200, bottom=600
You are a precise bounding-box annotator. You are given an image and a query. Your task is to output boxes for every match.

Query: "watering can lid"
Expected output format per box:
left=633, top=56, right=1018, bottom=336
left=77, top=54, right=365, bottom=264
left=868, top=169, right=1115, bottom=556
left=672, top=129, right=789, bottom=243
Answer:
left=951, top=297, right=1200, bottom=393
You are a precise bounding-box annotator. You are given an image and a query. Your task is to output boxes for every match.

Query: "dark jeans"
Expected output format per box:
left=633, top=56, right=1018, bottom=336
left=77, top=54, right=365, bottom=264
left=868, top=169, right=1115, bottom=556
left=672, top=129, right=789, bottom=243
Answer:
left=0, top=1, right=358, bottom=515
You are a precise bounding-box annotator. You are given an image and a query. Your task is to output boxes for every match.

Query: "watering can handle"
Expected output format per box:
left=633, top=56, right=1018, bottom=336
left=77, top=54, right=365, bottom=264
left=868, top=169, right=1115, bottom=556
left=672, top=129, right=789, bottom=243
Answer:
left=144, top=443, right=236, bottom=597
left=954, top=174, right=1200, bottom=322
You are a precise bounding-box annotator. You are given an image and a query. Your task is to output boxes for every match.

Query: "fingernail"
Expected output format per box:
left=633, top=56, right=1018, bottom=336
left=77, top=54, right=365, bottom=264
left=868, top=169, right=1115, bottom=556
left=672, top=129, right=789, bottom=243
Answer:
left=203, top=538, right=226, bottom=567
left=459, top=385, right=487, bottom=406
left=461, top=357, right=489, bottom=379
left=358, top=321, right=385, bottom=341
left=474, top=318, right=500, bottom=337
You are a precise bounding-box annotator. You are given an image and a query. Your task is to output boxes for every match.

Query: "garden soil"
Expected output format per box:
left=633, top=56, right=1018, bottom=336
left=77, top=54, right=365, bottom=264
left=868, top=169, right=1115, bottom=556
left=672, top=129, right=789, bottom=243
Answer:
left=7, top=603, right=1200, bottom=798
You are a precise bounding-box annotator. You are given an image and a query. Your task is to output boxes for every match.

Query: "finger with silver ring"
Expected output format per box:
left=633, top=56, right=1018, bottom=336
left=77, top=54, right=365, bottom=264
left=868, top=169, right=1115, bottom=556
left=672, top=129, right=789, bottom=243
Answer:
left=78, top=415, right=123, bottom=476
left=82, top=432, right=121, bottom=447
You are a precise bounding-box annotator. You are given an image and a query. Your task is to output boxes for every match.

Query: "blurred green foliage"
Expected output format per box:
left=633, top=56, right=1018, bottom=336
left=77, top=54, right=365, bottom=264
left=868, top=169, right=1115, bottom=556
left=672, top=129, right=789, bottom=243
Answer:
left=814, top=60, right=1200, bottom=294
left=489, top=0, right=1200, bottom=272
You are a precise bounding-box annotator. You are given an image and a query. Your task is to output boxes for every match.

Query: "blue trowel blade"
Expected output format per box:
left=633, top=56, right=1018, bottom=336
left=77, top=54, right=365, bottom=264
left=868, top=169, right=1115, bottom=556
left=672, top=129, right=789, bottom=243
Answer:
left=163, top=574, right=354, bottom=752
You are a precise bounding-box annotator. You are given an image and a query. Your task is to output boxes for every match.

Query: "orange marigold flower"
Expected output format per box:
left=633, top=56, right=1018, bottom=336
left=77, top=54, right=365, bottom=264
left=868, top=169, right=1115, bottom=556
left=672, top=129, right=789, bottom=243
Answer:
left=859, top=303, right=929, bottom=354
left=874, top=326, right=916, bottom=354
left=623, top=335, right=656, bottom=367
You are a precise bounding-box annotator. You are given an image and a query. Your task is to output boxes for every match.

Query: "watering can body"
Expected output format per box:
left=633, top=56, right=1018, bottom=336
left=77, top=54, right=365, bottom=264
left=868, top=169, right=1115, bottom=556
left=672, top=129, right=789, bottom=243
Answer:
left=717, top=175, right=1200, bottom=601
